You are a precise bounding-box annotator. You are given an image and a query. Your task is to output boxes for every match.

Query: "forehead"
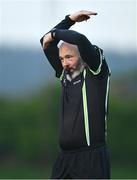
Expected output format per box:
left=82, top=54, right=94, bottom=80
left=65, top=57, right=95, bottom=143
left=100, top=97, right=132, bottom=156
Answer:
left=59, top=42, right=79, bottom=55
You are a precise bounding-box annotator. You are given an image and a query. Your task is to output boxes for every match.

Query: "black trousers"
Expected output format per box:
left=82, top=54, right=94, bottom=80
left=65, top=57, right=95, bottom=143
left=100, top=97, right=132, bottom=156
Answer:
left=51, top=144, right=111, bottom=179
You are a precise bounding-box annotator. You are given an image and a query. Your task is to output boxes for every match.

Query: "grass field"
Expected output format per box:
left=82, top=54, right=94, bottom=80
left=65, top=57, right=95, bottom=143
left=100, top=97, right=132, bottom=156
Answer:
left=111, top=165, right=137, bottom=179
left=0, top=164, right=136, bottom=179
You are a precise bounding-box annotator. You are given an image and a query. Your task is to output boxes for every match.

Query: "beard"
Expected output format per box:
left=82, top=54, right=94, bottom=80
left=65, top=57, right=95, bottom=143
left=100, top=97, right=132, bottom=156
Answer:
left=65, top=58, right=85, bottom=80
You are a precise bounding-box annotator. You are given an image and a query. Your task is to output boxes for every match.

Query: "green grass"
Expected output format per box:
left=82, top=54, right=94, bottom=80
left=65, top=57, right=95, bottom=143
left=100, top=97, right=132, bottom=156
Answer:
left=111, top=165, right=137, bottom=179
left=0, top=164, right=136, bottom=179
left=0, top=164, right=51, bottom=179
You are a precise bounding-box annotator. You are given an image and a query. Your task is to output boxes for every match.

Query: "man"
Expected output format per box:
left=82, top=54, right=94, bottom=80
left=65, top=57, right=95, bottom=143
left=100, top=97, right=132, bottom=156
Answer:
left=40, top=10, right=111, bottom=179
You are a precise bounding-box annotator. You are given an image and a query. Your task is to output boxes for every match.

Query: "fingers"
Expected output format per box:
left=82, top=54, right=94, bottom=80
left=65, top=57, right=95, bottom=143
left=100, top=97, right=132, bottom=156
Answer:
left=79, top=10, right=97, bottom=16
left=89, top=12, right=97, bottom=15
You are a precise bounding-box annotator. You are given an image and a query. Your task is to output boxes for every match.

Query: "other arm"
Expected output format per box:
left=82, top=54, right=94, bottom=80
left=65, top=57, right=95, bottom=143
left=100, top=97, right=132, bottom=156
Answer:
left=40, top=10, right=98, bottom=77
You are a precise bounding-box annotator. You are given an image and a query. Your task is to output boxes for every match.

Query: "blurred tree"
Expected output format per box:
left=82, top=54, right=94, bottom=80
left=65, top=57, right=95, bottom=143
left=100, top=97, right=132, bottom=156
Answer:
left=0, top=72, right=137, bottom=178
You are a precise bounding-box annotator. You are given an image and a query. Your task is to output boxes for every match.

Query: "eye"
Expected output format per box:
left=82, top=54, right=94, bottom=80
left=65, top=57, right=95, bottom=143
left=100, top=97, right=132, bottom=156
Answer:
left=66, top=55, right=73, bottom=60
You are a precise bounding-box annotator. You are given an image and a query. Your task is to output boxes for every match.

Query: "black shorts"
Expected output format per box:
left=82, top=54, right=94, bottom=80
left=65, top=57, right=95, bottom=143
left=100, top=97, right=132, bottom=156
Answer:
left=51, top=144, right=111, bottom=179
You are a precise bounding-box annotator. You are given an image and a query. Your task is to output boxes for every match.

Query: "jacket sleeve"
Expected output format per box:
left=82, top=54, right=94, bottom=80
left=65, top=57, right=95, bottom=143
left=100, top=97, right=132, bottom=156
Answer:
left=54, top=29, right=101, bottom=73
left=40, top=16, right=75, bottom=78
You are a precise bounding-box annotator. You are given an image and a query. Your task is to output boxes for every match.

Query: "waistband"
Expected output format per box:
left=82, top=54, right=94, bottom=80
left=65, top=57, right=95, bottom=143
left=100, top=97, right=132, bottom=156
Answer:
left=60, top=142, right=106, bottom=154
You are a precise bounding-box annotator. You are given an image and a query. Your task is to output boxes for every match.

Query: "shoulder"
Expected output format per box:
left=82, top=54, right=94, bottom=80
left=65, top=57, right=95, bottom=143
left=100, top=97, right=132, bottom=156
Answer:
left=87, top=45, right=111, bottom=78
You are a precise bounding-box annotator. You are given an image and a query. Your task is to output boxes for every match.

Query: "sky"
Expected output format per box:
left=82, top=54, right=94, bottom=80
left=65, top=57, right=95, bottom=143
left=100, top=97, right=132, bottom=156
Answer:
left=0, top=0, right=137, bottom=51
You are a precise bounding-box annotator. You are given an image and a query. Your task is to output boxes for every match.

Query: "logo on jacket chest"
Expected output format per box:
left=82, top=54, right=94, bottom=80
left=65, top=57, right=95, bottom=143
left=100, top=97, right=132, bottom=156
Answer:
left=73, top=79, right=81, bottom=85
left=62, top=78, right=82, bottom=87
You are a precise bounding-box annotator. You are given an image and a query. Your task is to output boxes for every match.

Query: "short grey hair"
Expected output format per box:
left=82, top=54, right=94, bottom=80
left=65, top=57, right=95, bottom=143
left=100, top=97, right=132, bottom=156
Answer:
left=57, top=40, right=64, bottom=48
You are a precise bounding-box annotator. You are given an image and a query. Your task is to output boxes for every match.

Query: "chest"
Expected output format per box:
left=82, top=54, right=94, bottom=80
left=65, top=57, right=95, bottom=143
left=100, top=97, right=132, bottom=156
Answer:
left=62, top=75, right=83, bottom=99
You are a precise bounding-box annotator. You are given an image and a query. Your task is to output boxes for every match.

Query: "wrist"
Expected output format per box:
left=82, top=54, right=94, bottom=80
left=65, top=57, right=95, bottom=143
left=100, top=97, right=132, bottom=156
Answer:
left=51, top=28, right=56, bottom=39
left=65, top=14, right=75, bottom=24
left=44, top=33, right=52, bottom=42
left=68, top=15, right=75, bottom=22
left=43, top=33, right=53, bottom=49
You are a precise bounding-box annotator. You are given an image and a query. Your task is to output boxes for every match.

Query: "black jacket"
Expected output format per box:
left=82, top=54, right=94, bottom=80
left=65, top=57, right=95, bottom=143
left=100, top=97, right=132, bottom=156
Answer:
left=40, top=15, right=111, bottom=151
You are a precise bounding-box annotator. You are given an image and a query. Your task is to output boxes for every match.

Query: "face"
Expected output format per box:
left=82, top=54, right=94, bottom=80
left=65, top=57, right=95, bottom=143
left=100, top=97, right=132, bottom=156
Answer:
left=59, top=42, right=81, bottom=73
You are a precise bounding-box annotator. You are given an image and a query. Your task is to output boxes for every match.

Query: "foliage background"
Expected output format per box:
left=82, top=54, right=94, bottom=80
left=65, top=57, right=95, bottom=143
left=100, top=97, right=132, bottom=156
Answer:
left=0, top=72, right=137, bottom=178
left=0, top=0, right=137, bottom=178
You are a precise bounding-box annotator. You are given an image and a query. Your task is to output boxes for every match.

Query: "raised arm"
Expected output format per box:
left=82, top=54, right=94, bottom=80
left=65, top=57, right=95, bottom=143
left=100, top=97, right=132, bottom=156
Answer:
left=40, top=14, right=76, bottom=77
left=40, top=10, right=98, bottom=77
left=52, top=29, right=100, bottom=72
left=42, top=10, right=97, bottom=49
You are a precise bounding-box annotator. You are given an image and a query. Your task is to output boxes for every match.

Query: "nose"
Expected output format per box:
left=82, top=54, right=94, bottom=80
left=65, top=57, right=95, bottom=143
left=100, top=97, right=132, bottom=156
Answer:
left=63, top=60, right=69, bottom=69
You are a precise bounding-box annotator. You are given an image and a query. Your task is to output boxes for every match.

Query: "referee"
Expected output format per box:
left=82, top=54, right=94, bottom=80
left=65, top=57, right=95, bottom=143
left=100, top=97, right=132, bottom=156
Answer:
left=40, top=10, right=111, bottom=179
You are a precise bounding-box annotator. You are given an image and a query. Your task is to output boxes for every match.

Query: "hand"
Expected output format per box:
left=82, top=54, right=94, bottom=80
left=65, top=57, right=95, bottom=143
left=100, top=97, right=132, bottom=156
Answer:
left=43, top=33, right=53, bottom=49
left=69, top=10, right=97, bottom=22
